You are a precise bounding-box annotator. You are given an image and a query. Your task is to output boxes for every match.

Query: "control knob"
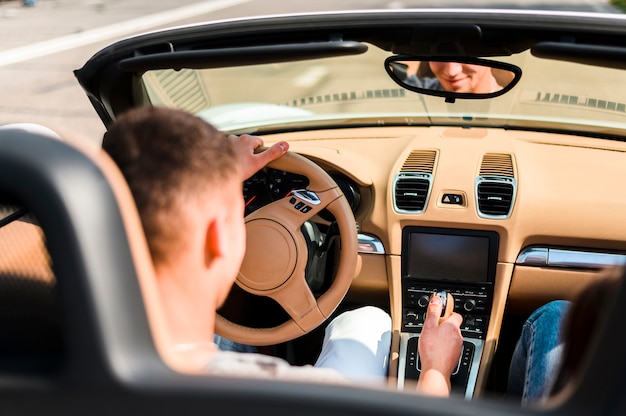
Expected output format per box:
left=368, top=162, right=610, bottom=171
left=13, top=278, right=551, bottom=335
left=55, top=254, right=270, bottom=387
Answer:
left=463, top=298, right=476, bottom=312
left=417, top=294, right=430, bottom=308
left=406, top=311, right=419, bottom=322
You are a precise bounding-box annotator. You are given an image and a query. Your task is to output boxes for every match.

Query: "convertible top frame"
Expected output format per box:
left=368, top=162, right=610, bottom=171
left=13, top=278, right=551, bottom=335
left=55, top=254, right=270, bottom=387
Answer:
left=74, top=9, right=626, bottom=129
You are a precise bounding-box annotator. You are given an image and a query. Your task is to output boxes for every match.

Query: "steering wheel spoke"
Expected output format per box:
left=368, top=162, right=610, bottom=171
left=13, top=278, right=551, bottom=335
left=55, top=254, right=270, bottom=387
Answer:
left=268, top=274, right=325, bottom=333
left=247, top=186, right=344, bottom=232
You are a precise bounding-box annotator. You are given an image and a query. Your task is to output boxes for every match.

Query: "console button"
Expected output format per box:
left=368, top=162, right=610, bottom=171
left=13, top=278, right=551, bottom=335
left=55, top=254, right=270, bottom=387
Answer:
left=441, top=193, right=464, bottom=205
left=417, top=294, right=430, bottom=308
left=463, top=299, right=476, bottom=312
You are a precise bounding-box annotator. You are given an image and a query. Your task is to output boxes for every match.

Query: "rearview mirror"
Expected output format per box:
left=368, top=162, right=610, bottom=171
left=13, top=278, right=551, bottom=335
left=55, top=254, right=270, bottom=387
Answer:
left=384, top=56, right=522, bottom=103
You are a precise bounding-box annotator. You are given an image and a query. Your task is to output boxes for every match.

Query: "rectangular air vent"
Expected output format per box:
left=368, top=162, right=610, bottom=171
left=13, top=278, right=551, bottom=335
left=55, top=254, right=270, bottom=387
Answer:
left=479, top=153, right=514, bottom=177
left=394, top=150, right=436, bottom=213
left=394, top=174, right=431, bottom=212
left=477, top=179, right=515, bottom=216
left=400, top=150, right=437, bottom=173
left=476, top=153, right=516, bottom=219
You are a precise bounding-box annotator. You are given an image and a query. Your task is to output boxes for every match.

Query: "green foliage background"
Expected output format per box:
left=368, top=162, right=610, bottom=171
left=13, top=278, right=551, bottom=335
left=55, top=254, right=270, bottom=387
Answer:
left=611, top=0, right=626, bottom=11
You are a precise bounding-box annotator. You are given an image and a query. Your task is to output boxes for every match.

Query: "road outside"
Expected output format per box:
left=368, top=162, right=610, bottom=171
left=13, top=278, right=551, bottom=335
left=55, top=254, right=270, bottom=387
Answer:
left=0, top=0, right=620, bottom=144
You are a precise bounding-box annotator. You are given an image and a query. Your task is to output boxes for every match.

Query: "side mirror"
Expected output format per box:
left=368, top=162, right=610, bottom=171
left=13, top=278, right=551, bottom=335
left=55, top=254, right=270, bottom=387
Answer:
left=385, top=56, right=522, bottom=103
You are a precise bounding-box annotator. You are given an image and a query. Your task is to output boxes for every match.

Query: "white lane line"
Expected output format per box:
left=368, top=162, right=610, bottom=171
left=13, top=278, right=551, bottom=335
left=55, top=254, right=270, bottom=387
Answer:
left=0, top=0, right=252, bottom=68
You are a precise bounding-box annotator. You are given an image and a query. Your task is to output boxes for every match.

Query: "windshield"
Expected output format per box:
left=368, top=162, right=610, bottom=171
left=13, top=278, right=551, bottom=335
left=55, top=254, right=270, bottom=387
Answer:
left=140, top=42, right=626, bottom=138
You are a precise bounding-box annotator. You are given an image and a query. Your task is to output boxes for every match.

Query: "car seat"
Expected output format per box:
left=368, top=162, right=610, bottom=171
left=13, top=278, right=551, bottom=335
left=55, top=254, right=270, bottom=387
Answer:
left=0, top=124, right=176, bottom=383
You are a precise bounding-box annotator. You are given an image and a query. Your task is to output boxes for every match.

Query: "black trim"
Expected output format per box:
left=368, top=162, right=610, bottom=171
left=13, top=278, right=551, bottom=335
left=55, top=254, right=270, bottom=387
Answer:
left=532, top=42, right=626, bottom=70
left=0, top=207, right=27, bottom=228
left=119, top=41, right=368, bottom=72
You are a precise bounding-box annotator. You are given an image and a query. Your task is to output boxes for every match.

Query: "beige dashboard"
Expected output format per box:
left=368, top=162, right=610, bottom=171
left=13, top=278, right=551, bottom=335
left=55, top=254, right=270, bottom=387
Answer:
left=263, top=125, right=626, bottom=394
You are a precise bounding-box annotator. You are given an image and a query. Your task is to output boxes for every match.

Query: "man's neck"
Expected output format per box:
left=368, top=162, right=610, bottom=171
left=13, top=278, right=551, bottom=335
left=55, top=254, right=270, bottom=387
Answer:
left=155, top=265, right=219, bottom=371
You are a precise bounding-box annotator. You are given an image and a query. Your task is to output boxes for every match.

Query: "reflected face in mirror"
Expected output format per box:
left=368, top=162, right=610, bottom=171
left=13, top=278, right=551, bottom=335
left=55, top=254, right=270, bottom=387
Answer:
left=386, top=57, right=520, bottom=99
left=427, top=61, right=501, bottom=94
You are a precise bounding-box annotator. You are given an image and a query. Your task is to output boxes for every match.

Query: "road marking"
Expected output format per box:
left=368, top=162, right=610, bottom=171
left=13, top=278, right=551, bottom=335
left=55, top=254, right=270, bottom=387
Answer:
left=0, top=0, right=252, bottom=68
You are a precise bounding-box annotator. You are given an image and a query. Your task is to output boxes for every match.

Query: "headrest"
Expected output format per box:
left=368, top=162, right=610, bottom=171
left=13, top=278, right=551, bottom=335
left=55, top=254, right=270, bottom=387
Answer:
left=0, top=123, right=63, bottom=141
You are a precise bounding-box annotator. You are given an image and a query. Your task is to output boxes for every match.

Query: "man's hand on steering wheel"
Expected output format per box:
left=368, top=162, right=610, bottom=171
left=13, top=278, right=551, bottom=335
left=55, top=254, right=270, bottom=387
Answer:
left=229, top=134, right=289, bottom=180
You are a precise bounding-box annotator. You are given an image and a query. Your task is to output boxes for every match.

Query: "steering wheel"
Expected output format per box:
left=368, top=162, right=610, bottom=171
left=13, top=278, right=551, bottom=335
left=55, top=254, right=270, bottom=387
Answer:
left=215, top=151, right=358, bottom=346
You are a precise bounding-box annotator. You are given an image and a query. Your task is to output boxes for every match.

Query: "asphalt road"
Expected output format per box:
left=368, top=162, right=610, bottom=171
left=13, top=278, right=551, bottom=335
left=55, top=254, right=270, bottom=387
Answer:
left=0, top=0, right=620, bottom=144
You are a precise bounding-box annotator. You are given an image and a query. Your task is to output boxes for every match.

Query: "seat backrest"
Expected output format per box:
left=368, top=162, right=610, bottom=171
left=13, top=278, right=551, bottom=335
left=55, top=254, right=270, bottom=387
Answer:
left=0, top=123, right=65, bottom=374
left=0, top=124, right=177, bottom=384
left=0, top=213, right=62, bottom=374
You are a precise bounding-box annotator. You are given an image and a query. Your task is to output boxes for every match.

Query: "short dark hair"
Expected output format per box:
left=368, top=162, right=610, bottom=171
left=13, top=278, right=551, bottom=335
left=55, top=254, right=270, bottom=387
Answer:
left=102, top=106, right=238, bottom=265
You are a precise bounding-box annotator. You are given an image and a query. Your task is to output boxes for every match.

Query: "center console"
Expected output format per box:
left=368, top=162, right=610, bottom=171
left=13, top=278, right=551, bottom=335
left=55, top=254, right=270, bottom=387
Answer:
left=396, top=226, right=499, bottom=399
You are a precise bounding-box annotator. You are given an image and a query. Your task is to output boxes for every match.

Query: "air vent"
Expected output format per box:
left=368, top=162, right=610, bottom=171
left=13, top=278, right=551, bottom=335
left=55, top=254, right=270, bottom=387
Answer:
left=400, top=150, right=437, bottom=173
left=394, top=150, right=436, bottom=213
left=479, top=153, right=514, bottom=176
left=476, top=153, right=516, bottom=219
left=394, top=174, right=431, bottom=212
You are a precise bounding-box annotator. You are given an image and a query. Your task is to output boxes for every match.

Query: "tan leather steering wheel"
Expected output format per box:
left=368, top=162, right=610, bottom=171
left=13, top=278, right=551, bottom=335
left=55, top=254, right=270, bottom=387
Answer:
left=215, top=151, right=358, bottom=346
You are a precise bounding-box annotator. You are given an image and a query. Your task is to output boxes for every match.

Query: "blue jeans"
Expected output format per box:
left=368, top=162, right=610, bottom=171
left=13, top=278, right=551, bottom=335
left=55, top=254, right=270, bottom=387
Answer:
left=213, top=335, right=257, bottom=353
left=507, top=300, right=571, bottom=405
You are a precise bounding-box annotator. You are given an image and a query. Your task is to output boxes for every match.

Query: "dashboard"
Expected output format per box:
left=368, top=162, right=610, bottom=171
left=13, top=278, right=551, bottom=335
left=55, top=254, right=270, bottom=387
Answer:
left=245, top=125, right=626, bottom=309
left=250, top=125, right=626, bottom=397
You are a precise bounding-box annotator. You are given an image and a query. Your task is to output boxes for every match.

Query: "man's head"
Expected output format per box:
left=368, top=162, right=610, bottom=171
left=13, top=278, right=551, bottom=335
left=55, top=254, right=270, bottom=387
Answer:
left=102, top=107, right=245, bottom=285
left=428, top=61, right=499, bottom=94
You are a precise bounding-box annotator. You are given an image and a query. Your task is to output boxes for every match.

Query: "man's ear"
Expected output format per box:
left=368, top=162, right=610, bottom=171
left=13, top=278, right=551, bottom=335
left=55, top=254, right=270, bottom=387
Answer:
left=204, top=216, right=227, bottom=266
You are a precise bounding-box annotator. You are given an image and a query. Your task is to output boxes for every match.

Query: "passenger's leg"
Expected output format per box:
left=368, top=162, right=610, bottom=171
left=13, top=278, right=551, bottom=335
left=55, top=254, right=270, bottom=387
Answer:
left=507, top=300, right=571, bottom=405
left=314, top=306, right=391, bottom=385
left=213, top=334, right=258, bottom=353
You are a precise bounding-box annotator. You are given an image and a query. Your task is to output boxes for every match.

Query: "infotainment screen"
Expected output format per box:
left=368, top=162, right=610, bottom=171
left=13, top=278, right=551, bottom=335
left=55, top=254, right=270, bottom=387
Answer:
left=402, top=227, right=499, bottom=283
